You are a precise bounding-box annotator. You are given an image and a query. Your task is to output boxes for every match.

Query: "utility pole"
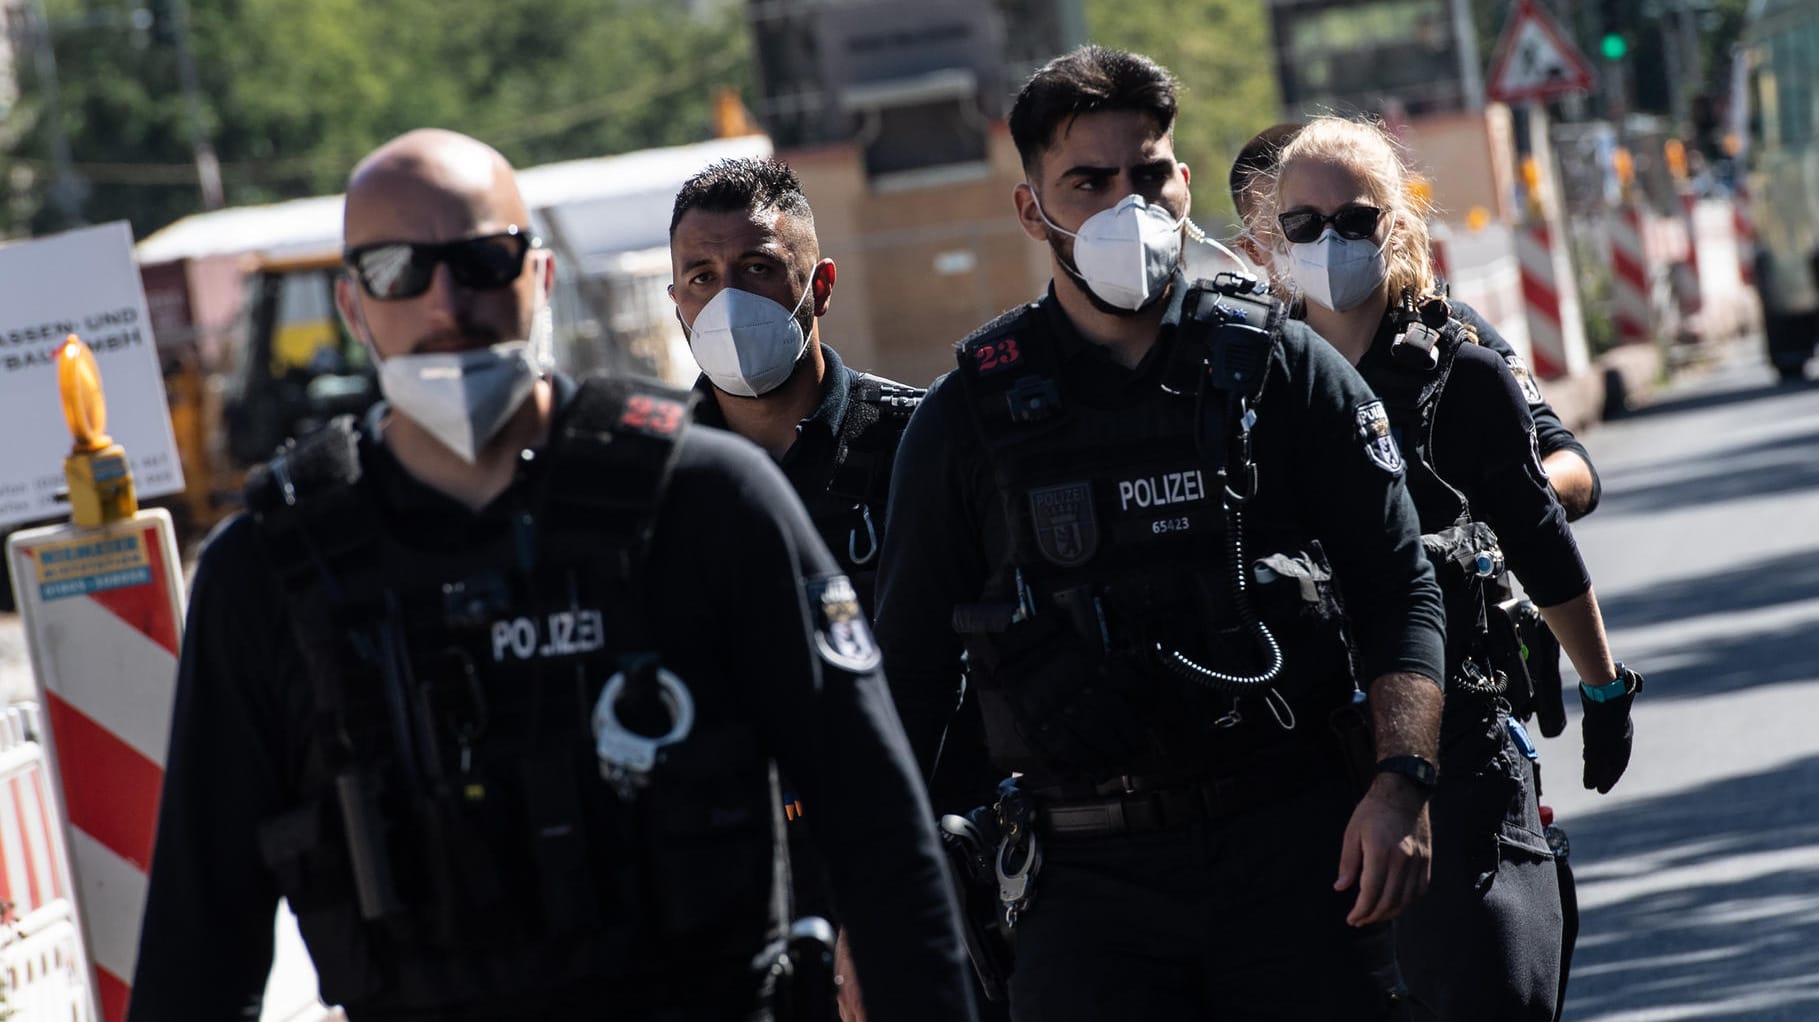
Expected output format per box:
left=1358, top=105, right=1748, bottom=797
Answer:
left=23, top=0, right=84, bottom=227
left=167, top=0, right=223, bottom=210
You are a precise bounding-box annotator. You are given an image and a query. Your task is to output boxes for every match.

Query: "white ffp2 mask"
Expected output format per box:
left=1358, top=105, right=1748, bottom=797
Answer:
left=1033, top=191, right=1185, bottom=311
left=1287, top=226, right=1391, bottom=312
left=684, top=284, right=814, bottom=398
left=374, top=298, right=552, bottom=463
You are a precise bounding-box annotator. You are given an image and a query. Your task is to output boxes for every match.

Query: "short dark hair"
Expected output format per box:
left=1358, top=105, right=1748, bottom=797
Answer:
left=1228, top=123, right=1303, bottom=218
left=668, top=157, right=814, bottom=237
left=1008, top=46, right=1179, bottom=176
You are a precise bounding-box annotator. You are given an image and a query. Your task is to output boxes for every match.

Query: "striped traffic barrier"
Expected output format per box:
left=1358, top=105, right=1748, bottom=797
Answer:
left=4, top=336, right=184, bottom=1022
left=1607, top=204, right=1654, bottom=344
left=1680, top=193, right=1704, bottom=314
left=1516, top=219, right=1590, bottom=378
left=1734, top=181, right=1756, bottom=288
left=0, top=702, right=96, bottom=1020
left=8, top=512, right=183, bottom=1022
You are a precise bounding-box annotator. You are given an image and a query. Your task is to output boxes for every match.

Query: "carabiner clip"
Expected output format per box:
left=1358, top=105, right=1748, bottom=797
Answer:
left=848, top=503, right=879, bottom=566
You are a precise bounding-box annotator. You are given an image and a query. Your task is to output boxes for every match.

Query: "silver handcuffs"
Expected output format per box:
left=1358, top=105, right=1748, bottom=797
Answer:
left=592, top=665, right=695, bottom=799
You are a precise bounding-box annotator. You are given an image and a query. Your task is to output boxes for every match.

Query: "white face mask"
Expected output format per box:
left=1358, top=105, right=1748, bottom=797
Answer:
left=1032, top=191, right=1185, bottom=311
left=373, top=297, right=551, bottom=463
left=1287, top=225, right=1392, bottom=312
left=684, top=283, right=814, bottom=398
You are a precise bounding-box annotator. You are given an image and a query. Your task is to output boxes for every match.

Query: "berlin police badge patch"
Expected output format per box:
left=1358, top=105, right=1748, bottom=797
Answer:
left=1504, top=354, right=1545, bottom=407
left=1355, top=400, right=1404, bottom=475
left=1028, top=481, right=1098, bottom=567
left=806, top=574, right=881, bottom=674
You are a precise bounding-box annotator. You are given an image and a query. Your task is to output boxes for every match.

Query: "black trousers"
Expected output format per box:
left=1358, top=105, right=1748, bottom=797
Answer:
left=1006, top=774, right=1407, bottom=1021
left=1397, top=708, right=1563, bottom=1022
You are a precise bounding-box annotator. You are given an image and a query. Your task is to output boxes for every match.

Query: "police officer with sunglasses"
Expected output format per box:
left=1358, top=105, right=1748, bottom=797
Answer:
left=130, top=128, right=975, bottom=1021
left=1228, top=124, right=1601, bottom=522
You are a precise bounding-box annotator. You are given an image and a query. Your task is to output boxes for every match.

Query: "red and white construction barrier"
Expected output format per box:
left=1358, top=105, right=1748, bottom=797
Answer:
left=7, top=511, right=184, bottom=1022
left=1516, top=219, right=1590, bottom=378
left=0, top=702, right=94, bottom=1020
left=1606, top=204, right=1654, bottom=345
left=1734, top=181, right=1756, bottom=288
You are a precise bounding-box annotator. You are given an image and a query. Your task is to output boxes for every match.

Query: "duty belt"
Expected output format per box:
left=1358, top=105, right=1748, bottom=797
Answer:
left=1029, top=761, right=1322, bottom=839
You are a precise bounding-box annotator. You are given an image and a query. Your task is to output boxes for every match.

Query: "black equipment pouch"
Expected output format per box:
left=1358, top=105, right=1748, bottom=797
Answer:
left=1512, top=598, right=1567, bottom=737
left=939, top=807, right=1013, bottom=1002
left=1486, top=596, right=1536, bottom=717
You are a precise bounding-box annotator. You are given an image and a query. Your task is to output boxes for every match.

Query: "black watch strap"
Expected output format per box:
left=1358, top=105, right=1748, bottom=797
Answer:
left=1375, top=754, right=1439, bottom=793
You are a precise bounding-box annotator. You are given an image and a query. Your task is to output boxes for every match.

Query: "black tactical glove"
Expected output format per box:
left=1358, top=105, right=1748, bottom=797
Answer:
left=1580, top=664, right=1643, bottom=794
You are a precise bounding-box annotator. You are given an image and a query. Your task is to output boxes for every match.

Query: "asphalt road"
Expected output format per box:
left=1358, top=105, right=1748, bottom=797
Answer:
left=1544, top=347, right=1819, bottom=1021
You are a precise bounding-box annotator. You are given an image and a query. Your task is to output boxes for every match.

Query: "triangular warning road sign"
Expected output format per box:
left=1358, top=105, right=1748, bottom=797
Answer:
left=1487, top=0, right=1596, bottom=105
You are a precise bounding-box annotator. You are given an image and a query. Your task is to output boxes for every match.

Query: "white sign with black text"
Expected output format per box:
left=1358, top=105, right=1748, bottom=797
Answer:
left=0, top=222, right=183, bottom=529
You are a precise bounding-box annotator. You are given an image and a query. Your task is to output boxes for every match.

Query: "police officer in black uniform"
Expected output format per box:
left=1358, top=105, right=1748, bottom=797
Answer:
left=667, top=157, right=924, bottom=616
left=875, top=48, right=1450, bottom=1020
left=130, top=129, right=975, bottom=1022
left=1249, top=115, right=1644, bottom=1021
left=1230, top=123, right=1603, bottom=1017
left=666, top=156, right=999, bottom=1019
left=1228, top=123, right=1603, bottom=522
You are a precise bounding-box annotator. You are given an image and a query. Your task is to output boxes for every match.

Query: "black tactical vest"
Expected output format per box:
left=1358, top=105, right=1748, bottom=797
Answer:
left=805, top=372, right=923, bottom=614
left=1360, top=306, right=1517, bottom=705
left=950, top=280, right=1357, bottom=783
left=246, top=377, right=785, bottom=1011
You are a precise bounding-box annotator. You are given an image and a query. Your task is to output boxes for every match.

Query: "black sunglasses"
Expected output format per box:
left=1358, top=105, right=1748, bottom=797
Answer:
left=1276, top=205, right=1384, bottom=245
left=344, top=227, right=537, bottom=300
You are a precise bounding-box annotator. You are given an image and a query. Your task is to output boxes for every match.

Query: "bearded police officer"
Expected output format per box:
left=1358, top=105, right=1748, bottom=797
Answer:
left=667, top=157, right=926, bottom=614
left=874, top=48, right=1447, bottom=1019
left=130, top=129, right=974, bottom=1021
left=669, top=156, right=1003, bottom=1022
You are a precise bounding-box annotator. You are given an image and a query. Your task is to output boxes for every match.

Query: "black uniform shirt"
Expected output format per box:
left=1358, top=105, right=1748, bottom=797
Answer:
left=692, top=344, right=878, bottom=591
left=1358, top=318, right=1592, bottom=608
left=1449, top=299, right=1601, bottom=514
left=130, top=383, right=975, bottom=1021
left=875, top=280, right=1447, bottom=777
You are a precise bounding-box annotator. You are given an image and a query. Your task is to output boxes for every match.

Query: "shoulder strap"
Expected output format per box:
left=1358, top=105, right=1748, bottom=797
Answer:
left=955, top=301, right=1064, bottom=434
left=245, top=415, right=381, bottom=604
left=825, top=372, right=925, bottom=507
left=540, top=374, right=697, bottom=580
left=244, top=416, right=382, bottom=754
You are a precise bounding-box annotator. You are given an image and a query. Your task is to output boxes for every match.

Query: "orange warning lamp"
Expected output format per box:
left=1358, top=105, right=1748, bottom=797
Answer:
left=56, top=335, right=137, bottom=527
left=1664, top=139, right=1688, bottom=182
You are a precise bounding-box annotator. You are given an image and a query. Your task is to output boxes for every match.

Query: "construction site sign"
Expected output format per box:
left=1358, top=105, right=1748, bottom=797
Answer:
left=0, top=223, right=183, bottom=529
left=1487, top=0, right=1596, bottom=106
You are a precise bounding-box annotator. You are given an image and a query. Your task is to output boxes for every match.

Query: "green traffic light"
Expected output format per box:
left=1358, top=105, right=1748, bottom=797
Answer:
left=1601, top=33, right=1627, bottom=60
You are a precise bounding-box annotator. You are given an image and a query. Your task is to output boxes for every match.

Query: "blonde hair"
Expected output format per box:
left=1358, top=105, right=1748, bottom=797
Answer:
left=1248, top=115, right=1438, bottom=304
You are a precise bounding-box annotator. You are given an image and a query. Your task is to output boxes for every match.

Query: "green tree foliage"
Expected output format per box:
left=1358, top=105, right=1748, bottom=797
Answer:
left=1087, top=0, right=1280, bottom=234
left=8, top=0, right=752, bottom=238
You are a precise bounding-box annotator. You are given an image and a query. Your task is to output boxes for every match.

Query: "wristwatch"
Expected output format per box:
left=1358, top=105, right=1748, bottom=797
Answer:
left=1375, top=754, right=1439, bottom=794
left=1580, top=662, right=1644, bottom=703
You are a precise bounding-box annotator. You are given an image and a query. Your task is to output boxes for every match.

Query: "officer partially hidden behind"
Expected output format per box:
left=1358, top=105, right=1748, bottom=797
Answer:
left=666, top=156, right=1002, bottom=1022
left=129, top=129, right=975, bottom=1021
left=875, top=47, right=1448, bottom=1019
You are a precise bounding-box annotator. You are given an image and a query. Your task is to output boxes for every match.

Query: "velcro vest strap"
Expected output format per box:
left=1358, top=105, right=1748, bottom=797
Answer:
left=539, top=375, right=695, bottom=575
